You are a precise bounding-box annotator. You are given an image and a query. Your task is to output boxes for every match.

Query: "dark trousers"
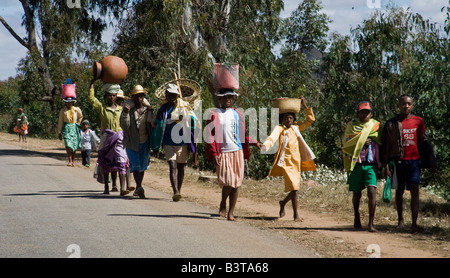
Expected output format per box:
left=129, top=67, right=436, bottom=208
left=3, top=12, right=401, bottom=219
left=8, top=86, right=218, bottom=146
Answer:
left=81, top=149, right=91, bottom=166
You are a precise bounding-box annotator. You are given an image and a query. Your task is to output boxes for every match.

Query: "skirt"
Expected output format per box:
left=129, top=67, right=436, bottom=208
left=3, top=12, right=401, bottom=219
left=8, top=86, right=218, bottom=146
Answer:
left=216, top=149, right=244, bottom=189
left=127, top=140, right=150, bottom=172
left=62, top=123, right=81, bottom=152
left=14, top=124, right=28, bottom=135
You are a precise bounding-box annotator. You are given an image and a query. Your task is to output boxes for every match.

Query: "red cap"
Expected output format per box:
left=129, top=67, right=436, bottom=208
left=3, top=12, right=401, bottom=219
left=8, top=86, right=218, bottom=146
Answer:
left=358, top=102, right=372, bottom=111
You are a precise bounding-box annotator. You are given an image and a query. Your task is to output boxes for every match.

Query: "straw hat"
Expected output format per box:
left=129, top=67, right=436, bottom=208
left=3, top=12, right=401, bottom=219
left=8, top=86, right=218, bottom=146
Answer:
left=116, top=89, right=129, bottom=100
left=129, top=85, right=148, bottom=96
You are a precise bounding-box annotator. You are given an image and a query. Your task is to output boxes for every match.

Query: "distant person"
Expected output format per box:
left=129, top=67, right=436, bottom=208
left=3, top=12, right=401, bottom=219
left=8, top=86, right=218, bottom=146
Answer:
left=57, top=96, right=83, bottom=167
left=381, top=95, right=437, bottom=233
left=258, top=96, right=315, bottom=221
left=205, top=88, right=258, bottom=221
left=13, top=108, right=29, bottom=142
left=342, top=101, right=381, bottom=232
left=80, top=120, right=100, bottom=168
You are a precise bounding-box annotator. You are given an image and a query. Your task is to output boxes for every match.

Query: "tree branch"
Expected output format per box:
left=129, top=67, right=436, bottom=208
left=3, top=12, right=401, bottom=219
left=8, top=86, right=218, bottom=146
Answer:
left=0, top=15, right=30, bottom=50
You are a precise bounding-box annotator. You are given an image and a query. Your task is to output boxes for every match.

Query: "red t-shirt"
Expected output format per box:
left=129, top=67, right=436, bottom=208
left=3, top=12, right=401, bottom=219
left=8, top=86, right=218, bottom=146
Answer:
left=399, top=115, right=425, bottom=160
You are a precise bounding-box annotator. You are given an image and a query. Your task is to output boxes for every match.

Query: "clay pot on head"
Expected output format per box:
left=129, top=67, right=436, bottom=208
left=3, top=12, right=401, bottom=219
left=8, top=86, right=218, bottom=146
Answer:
left=93, top=56, right=128, bottom=84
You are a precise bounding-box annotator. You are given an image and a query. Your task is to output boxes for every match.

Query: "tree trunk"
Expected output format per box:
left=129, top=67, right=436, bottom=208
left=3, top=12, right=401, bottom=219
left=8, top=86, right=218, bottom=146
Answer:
left=0, top=0, right=57, bottom=109
left=182, top=0, right=232, bottom=107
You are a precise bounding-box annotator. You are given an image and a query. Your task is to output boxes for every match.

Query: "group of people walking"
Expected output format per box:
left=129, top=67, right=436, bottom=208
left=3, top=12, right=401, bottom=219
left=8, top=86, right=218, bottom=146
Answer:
left=44, top=75, right=437, bottom=233
left=342, top=96, right=437, bottom=233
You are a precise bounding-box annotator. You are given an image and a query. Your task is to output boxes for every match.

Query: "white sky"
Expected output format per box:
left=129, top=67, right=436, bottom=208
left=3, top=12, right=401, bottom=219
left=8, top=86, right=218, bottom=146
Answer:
left=0, top=0, right=447, bottom=80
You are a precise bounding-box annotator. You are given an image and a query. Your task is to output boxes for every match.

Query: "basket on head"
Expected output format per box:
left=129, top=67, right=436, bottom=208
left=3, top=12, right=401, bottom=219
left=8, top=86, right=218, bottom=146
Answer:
left=155, top=79, right=202, bottom=103
left=272, top=98, right=302, bottom=114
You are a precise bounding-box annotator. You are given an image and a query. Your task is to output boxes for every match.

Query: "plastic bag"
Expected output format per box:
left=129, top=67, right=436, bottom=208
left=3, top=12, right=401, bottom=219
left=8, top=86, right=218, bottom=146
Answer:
left=383, top=177, right=392, bottom=203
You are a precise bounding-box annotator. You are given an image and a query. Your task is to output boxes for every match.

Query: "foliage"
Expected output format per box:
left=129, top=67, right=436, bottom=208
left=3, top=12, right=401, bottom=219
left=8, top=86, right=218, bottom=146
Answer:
left=0, top=1, right=449, bottom=199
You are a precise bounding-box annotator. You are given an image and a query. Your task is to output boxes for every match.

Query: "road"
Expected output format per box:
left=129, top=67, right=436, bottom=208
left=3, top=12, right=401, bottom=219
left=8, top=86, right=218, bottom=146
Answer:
left=0, top=142, right=317, bottom=258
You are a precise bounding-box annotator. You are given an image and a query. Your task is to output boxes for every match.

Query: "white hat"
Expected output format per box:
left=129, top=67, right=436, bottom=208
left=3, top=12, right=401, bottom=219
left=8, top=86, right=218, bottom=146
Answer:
left=215, top=88, right=239, bottom=97
left=165, top=83, right=180, bottom=95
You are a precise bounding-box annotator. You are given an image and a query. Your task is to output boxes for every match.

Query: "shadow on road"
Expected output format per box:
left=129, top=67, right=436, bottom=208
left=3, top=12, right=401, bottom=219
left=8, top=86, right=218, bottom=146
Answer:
left=0, top=148, right=68, bottom=162
left=108, top=212, right=217, bottom=220
left=3, top=190, right=162, bottom=201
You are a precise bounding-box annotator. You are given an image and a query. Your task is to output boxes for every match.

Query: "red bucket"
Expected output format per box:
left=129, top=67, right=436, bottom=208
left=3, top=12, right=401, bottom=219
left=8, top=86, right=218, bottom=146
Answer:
left=62, top=79, right=76, bottom=99
left=213, top=63, right=239, bottom=90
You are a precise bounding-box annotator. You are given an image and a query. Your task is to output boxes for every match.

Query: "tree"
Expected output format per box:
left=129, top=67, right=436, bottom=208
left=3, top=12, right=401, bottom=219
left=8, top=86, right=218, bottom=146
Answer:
left=317, top=6, right=449, bottom=198
left=282, top=0, right=331, bottom=53
left=0, top=0, right=125, bottom=109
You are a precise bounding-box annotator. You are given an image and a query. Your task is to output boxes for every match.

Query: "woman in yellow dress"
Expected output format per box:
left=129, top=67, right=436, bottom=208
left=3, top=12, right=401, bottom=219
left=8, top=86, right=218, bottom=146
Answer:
left=259, top=96, right=315, bottom=221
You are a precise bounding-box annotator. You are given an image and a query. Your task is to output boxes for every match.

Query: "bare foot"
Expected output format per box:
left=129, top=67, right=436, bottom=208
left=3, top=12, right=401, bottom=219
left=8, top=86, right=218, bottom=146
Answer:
left=293, top=216, right=302, bottom=222
left=354, top=217, right=363, bottom=229
left=411, top=225, right=424, bottom=234
left=219, top=202, right=227, bottom=218
left=279, top=201, right=285, bottom=218
left=396, top=220, right=405, bottom=230
left=228, top=214, right=237, bottom=221
left=368, top=225, right=377, bottom=232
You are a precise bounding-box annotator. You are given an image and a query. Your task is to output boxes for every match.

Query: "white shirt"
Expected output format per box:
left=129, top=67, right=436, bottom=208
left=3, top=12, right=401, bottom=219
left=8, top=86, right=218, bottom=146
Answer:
left=218, top=108, right=242, bottom=153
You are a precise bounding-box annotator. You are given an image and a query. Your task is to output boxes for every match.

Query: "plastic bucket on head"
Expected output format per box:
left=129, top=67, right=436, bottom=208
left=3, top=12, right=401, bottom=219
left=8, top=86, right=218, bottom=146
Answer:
left=213, top=63, right=239, bottom=90
left=62, top=79, right=76, bottom=99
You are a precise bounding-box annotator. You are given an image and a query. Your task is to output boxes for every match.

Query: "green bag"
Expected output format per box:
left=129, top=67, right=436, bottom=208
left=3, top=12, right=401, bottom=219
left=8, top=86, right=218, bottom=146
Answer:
left=383, top=177, right=392, bottom=203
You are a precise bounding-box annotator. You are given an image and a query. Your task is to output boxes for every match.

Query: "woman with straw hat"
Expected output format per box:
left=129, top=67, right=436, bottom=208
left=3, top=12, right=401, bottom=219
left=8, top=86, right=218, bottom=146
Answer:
left=121, top=85, right=154, bottom=199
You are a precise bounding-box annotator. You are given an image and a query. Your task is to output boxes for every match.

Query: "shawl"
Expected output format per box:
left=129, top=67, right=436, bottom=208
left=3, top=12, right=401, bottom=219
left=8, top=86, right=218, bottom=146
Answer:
left=342, top=118, right=381, bottom=172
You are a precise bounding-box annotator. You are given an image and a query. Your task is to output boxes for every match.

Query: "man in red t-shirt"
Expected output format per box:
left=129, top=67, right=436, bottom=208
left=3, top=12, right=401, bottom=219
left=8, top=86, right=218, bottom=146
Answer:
left=382, top=95, right=428, bottom=234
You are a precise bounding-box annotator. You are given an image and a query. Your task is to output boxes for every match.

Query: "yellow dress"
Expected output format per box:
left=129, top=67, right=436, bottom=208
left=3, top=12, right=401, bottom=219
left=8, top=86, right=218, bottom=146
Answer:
left=262, top=107, right=315, bottom=192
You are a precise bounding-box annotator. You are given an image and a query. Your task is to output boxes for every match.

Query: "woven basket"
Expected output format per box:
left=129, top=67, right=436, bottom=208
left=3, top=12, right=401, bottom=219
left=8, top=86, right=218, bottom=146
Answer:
left=155, top=79, right=202, bottom=103
left=272, top=98, right=302, bottom=114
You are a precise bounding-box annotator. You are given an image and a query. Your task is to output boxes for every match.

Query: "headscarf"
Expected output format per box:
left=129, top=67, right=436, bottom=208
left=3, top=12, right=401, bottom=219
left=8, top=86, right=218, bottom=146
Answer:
left=103, top=83, right=121, bottom=94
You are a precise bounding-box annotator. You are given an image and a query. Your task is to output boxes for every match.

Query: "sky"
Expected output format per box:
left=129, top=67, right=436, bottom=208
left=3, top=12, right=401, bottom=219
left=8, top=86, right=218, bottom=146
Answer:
left=0, top=0, right=448, bottom=81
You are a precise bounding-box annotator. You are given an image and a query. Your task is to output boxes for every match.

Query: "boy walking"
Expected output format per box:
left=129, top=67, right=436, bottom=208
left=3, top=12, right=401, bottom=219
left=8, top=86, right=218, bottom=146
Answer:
left=80, top=120, right=101, bottom=168
left=381, top=95, right=436, bottom=233
left=342, top=101, right=381, bottom=232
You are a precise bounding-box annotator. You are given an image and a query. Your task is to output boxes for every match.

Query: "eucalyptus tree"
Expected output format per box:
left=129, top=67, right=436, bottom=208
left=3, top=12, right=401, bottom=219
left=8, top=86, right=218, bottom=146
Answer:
left=318, top=6, right=449, bottom=196
left=113, top=0, right=284, bottom=108
left=0, top=0, right=127, bottom=109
